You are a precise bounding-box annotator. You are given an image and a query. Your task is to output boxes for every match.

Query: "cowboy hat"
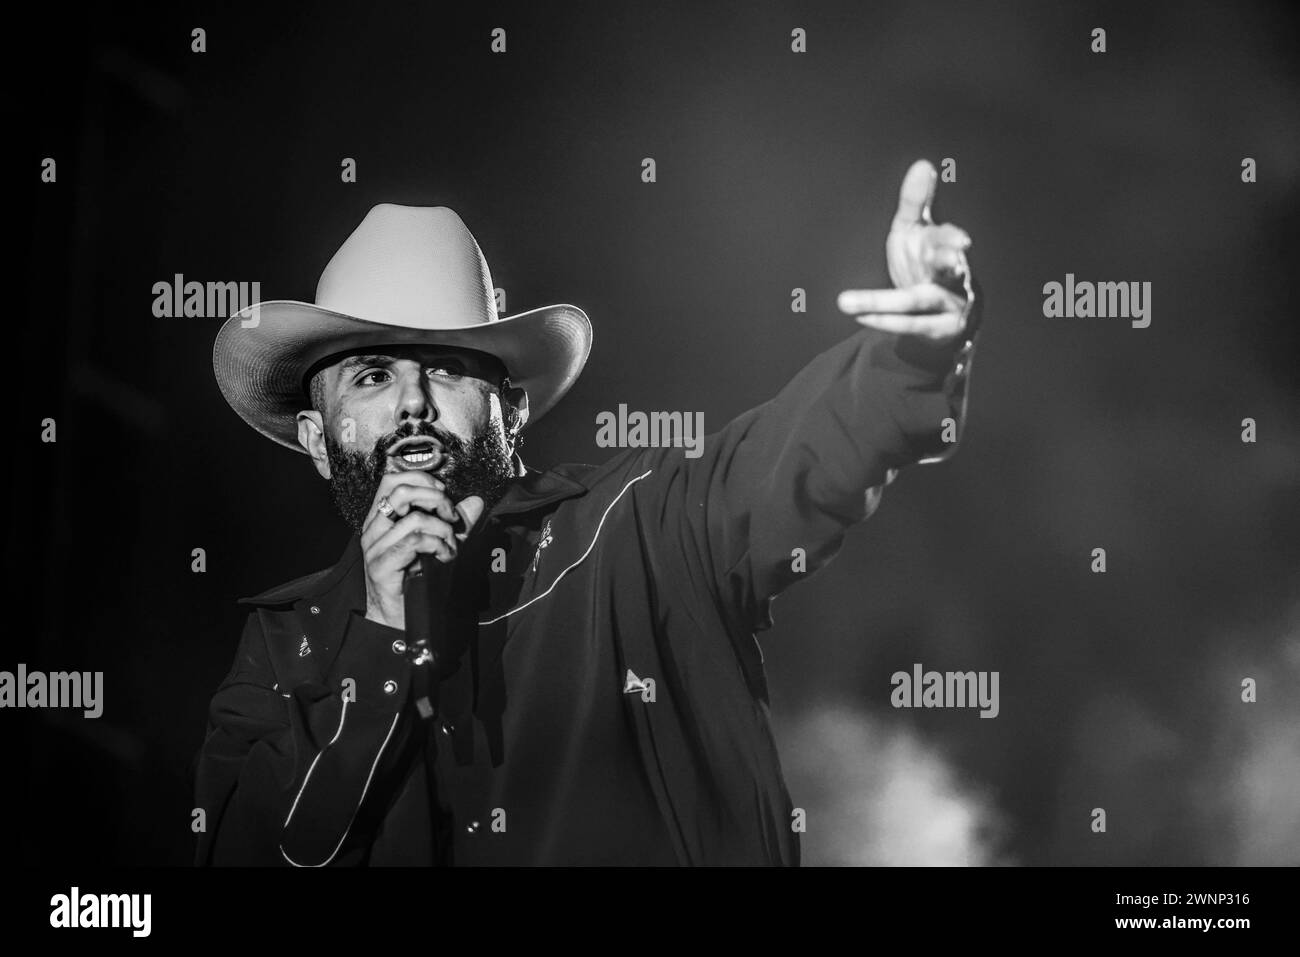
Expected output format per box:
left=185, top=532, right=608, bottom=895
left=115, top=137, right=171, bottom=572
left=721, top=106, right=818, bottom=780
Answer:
left=212, top=203, right=593, bottom=453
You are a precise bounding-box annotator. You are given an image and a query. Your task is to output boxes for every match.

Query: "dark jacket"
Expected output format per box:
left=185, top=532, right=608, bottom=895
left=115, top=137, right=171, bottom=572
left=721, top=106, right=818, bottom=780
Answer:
left=193, top=326, right=976, bottom=865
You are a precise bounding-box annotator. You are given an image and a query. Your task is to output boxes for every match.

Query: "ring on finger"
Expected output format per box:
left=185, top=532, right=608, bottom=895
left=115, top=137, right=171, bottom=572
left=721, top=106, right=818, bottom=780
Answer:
left=377, top=497, right=396, bottom=520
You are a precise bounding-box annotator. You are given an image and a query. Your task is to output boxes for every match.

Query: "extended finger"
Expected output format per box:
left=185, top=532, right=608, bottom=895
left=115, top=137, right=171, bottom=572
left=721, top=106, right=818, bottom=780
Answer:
left=838, top=283, right=964, bottom=315
left=853, top=312, right=966, bottom=339
left=892, top=159, right=937, bottom=230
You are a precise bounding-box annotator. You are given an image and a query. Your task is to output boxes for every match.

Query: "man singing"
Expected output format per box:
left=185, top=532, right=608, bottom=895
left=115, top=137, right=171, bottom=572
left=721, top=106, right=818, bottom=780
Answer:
left=194, top=158, right=980, bottom=865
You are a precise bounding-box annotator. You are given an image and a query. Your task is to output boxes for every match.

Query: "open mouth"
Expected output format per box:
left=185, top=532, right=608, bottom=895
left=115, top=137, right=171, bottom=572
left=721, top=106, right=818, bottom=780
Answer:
left=387, top=437, right=447, bottom=472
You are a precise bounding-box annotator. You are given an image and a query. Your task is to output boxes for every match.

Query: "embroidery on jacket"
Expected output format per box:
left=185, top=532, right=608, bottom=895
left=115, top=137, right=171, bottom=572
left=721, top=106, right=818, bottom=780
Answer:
left=530, top=519, right=554, bottom=573
left=623, top=669, right=656, bottom=702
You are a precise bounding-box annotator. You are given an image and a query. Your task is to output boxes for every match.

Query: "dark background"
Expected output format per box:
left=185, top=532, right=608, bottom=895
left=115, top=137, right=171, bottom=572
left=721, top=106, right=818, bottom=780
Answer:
left=9, top=1, right=1299, bottom=865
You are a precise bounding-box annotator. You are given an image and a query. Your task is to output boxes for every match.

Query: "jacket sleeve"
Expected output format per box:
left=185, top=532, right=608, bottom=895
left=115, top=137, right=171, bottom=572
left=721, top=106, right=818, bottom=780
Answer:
left=667, top=325, right=976, bottom=633
left=193, top=609, right=419, bottom=866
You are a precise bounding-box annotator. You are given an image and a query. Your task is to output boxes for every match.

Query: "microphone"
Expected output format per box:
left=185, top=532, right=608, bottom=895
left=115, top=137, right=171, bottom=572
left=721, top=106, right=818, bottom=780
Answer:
left=400, top=509, right=473, bottom=669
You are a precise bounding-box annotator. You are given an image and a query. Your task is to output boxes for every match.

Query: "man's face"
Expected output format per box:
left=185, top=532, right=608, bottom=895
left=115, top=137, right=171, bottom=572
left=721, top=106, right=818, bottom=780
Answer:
left=295, top=344, right=524, bottom=533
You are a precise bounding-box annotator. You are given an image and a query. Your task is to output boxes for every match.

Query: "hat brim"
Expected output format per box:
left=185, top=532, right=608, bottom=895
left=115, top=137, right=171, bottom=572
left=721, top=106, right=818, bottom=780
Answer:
left=213, top=301, right=592, bottom=453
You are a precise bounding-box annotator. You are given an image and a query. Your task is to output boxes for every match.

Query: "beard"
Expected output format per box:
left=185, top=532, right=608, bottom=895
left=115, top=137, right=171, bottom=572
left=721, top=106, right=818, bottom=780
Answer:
left=324, top=420, right=516, bottom=535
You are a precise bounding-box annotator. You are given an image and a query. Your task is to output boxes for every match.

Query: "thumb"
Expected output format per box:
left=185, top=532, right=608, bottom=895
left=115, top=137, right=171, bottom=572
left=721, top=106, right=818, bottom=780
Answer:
left=893, top=159, right=937, bottom=230
left=454, top=495, right=486, bottom=541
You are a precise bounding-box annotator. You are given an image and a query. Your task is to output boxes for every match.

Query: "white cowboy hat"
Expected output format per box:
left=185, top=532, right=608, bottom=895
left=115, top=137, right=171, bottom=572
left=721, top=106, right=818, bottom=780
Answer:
left=212, top=203, right=592, bottom=453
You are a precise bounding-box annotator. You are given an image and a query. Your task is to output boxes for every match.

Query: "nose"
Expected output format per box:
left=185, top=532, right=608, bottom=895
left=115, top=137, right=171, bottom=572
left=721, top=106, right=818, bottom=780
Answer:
left=394, top=364, right=437, bottom=429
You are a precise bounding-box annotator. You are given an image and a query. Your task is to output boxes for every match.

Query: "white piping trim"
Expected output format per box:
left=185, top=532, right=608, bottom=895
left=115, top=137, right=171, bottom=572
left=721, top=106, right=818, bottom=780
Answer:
left=280, top=701, right=401, bottom=867
left=282, top=696, right=350, bottom=829
left=479, top=469, right=654, bottom=626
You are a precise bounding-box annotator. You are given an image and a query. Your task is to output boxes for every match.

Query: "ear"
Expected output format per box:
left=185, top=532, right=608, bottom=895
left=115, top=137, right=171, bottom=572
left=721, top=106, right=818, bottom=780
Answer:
left=503, top=382, right=529, bottom=445
left=296, top=410, right=331, bottom=479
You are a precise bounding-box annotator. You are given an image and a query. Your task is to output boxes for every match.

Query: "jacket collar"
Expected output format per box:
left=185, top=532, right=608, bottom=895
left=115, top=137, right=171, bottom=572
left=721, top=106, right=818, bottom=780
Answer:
left=490, top=462, right=589, bottom=518
left=238, top=461, right=590, bottom=608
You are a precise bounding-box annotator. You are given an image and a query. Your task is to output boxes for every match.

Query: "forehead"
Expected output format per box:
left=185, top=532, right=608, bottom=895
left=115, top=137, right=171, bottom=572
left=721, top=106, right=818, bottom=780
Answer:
left=320, top=344, right=507, bottom=381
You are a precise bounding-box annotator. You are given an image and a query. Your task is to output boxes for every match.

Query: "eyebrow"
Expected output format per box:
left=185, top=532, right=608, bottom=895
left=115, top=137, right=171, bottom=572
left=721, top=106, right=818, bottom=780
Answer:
left=337, top=352, right=478, bottom=377
left=337, top=354, right=395, bottom=375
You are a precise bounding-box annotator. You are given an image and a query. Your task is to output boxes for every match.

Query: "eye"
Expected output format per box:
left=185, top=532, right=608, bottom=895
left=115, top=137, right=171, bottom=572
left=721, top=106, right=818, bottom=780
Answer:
left=357, top=369, right=392, bottom=386
left=427, top=363, right=464, bottom=379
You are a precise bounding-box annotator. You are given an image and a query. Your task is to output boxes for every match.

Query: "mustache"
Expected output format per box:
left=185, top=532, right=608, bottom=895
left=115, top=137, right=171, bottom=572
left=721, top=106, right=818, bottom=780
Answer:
left=374, top=423, right=466, bottom=458
left=324, top=418, right=514, bottom=534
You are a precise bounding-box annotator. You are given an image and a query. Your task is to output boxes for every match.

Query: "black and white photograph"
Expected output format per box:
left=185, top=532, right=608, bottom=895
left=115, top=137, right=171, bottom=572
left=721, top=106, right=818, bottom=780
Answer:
left=8, top=0, right=1298, bottom=939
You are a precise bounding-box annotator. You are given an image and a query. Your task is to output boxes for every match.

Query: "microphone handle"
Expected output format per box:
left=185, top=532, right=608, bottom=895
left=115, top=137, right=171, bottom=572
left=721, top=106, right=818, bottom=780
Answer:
left=403, top=551, right=455, bottom=653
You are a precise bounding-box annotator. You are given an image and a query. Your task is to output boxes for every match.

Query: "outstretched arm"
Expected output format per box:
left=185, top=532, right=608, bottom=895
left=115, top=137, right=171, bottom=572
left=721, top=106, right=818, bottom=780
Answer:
left=658, top=159, right=981, bottom=633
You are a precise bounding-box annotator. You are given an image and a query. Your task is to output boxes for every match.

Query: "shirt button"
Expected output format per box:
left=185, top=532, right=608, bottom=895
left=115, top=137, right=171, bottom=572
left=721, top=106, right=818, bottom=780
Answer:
left=383, top=680, right=398, bottom=695
left=391, top=639, right=407, bottom=655
left=466, top=820, right=480, bottom=834
left=309, top=605, right=321, bottom=615
left=954, top=361, right=966, bottom=377
left=441, top=721, right=454, bottom=736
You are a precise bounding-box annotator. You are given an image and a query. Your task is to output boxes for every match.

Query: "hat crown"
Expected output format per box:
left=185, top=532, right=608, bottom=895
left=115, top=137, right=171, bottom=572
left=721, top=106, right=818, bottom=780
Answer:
left=213, top=202, right=592, bottom=454
left=314, top=204, right=497, bottom=329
